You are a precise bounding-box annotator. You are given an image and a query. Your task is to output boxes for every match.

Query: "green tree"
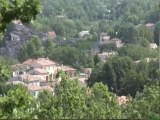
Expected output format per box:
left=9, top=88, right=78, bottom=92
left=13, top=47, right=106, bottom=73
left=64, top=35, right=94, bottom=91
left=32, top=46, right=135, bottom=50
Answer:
left=53, top=76, right=87, bottom=119
left=154, top=21, right=160, bottom=45
left=0, top=85, right=36, bottom=119
left=0, top=57, right=12, bottom=95
left=86, top=83, right=122, bottom=119
left=18, top=36, right=44, bottom=61
left=0, top=57, right=11, bottom=83
left=124, top=82, right=160, bottom=119
left=118, top=44, right=158, bottom=61
left=36, top=90, right=55, bottom=119
left=44, top=39, right=56, bottom=58
left=88, top=56, right=159, bottom=97
left=0, top=0, right=42, bottom=40
left=31, top=37, right=44, bottom=58
left=18, top=46, right=28, bottom=62
left=87, top=62, right=105, bottom=86
left=53, top=21, right=65, bottom=36
left=117, top=23, right=138, bottom=44
left=136, top=25, right=154, bottom=43
left=94, top=54, right=101, bottom=65
left=26, top=40, right=36, bottom=58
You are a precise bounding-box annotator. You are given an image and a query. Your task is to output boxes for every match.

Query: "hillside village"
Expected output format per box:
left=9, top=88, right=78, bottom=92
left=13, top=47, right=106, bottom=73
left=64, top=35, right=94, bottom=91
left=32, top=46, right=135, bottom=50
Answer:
left=8, top=57, right=91, bottom=97
left=0, top=0, right=159, bottom=119
left=0, top=20, right=56, bottom=58
left=0, top=19, right=158, bottom=63
left=3, top=20, right=158, bottom=98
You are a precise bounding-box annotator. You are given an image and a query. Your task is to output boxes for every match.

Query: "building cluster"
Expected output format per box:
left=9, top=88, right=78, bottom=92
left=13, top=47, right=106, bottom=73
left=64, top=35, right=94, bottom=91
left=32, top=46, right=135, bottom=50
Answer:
left=99, top=32, right=124, bottom=48
left=97, top=51, right=118, bottom=62
left=8, top=58, right=91, bottom=97
left=0, top=20, right=56, bottom=58
left=91, top=32, right=123, bottom=62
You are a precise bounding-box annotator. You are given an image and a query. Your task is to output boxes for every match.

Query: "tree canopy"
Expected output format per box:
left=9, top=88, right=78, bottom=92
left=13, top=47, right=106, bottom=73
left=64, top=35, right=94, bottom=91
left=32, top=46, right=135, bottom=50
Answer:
left=0, top=0, right=41, bottom=41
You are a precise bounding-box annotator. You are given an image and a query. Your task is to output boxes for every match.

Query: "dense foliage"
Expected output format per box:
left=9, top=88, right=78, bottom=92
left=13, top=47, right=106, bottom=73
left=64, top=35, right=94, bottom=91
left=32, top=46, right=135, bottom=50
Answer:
left=32, top=0, right=159, bottom=39
left=0, top=0, right=160, bottom=119
left=18, top=37, right=96, bottom=69
left=88, top=56, right=160, bottom=97
left=0, top=74, right=159, bottom=119
left=0, top=0, right=41, bottom=42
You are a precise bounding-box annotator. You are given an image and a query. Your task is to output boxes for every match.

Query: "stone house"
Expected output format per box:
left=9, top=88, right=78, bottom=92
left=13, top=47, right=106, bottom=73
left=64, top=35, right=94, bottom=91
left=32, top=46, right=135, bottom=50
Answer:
left=11, top=64, right=27, bottom=77
left=57, top=65, right=78, bottom=79
left=0, top=20, right=53, bottom=58
left=8, top=57, right=88, bottom=97
left=30, top=58, right=58, bottom=80
left=150, top=43, right=158, bottom=49
left=145, top=23, right=155, bottom=31
left=79, top=31, right=90, bottom=37
left=47, top=31, right=57, bottom=39
left=99, top=32, right=123, bottom=48
left=98, top=51, right=118, bottom=62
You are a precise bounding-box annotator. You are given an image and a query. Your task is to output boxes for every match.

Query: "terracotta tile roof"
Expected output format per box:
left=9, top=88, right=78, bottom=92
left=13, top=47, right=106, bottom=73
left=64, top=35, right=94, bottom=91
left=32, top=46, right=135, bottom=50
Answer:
left=23, top=58, right=57, bottom=67
left=78, top=77, right=86, bottom=83
left=145, top=23, right=155, bottom=27
left=23, top=59, right=35, bottom=66
left=145, top=23, right=155, bottom=30
left=27, top=84, right=42, bottom=91
left=35, top=58, right=57, bottom=66
left=61, top=66, right=77, bottom=72
left=47, top=31, right=56, bottom=38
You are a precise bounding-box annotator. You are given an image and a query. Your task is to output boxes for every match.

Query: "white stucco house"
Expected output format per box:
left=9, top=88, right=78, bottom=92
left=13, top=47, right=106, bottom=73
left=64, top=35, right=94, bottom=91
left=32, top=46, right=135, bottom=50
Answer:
left=150, top=43, right=158, bottom=49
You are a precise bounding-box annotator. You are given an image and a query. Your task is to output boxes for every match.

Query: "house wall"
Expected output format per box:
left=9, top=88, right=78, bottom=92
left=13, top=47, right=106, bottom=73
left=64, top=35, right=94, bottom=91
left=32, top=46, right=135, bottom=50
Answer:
left=31, top=62, right=56, bottom=74
left=43, top=65, right=57, bottom=80
left=12, top=70, right=19, bottom=77
left=28, top=81, right=40, bottom=86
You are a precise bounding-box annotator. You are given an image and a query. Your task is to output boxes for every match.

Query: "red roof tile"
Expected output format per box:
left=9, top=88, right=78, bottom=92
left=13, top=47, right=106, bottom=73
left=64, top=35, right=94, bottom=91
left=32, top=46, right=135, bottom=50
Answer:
left=27, top=84, right=42, bottom=91
left=48, top=31, right=56, bottom=38
left=35, top=58, right=57, bottom=66
left=61, top=66, right=76, bottom=72
left=23, top=59, right=35, bottom=66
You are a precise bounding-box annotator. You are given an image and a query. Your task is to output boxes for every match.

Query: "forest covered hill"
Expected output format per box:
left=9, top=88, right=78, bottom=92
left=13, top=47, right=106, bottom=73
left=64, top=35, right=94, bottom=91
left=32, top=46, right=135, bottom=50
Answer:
left=32, top=0, right=159, bottom=38
left=0, top=0, right=160, bottom=119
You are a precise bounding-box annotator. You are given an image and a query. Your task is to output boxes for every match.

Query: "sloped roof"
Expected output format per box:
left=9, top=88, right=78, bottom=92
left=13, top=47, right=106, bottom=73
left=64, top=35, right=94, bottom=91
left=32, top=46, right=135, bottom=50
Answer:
left=61, top=66, right=77, bottom=72
left=35, top=58, right=57, bottom=66
left=27, top=84, right=42, bottom=91
left=47, top=31, right=56, bottom=37
left=41, top=86, right=54, bottom=92
left=23, top=59, right=35, bottom=66
left=11, top=64, right=27, bottom=71
left=23, top=58, right=57, bottom=67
